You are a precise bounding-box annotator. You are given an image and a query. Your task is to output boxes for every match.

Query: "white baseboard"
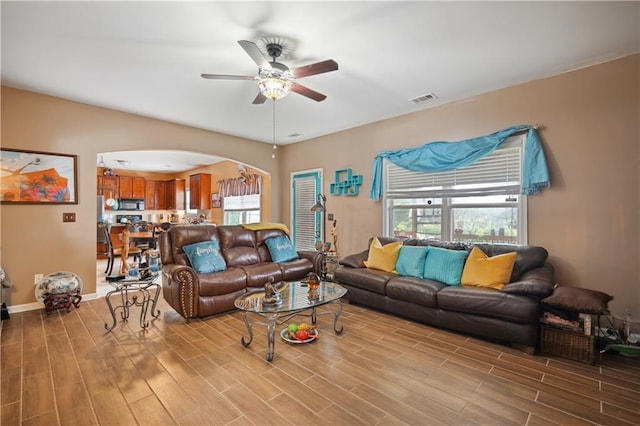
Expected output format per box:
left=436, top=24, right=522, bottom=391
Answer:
left=4, top=292, right=99, bottom=314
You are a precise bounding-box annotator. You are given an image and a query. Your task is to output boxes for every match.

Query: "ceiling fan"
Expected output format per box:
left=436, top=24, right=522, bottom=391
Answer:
left=201, top=40, right=338, bottom=104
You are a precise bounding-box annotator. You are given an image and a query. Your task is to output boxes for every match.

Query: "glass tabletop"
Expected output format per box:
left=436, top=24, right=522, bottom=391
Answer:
left=107, top=272, right=160, bottom=288
left=234, top=281, right=347, bottom=314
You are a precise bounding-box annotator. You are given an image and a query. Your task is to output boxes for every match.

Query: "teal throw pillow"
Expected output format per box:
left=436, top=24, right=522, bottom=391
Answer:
left=183, top=240, right=227, bottom=274
left=265, top=235, right=299, bottom=263
left=396, top=246, right=429, bottom=278
left=423, top=246, right=468, bottom=286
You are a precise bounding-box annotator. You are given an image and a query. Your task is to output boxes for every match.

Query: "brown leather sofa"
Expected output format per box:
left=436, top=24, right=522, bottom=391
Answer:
left=334, top=237, right=554, bottom=352
left=159, top=224, right=322, bottom=319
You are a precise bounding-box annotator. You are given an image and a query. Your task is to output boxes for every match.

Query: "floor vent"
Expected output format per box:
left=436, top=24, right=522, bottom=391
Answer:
left=410, top=92, right=438, bottom=104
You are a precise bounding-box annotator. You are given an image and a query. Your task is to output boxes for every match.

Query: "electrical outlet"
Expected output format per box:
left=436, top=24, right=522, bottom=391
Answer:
left=34, top=273, right=44, bottom=284
left=62, top=212, right=76, bottom=222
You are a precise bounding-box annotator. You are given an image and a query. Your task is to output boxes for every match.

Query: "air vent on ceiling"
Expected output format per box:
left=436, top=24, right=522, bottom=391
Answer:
left=410, top=92, right=438, bottom=104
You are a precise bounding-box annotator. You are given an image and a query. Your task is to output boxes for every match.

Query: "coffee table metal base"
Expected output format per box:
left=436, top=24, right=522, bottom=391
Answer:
left=104, top=278, right=161, bottom=331
left=240, top=301, right=344, bottom=361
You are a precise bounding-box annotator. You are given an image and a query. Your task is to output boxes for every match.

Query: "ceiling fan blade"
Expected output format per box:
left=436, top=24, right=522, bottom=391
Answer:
left=291, top=59, right=338, bottom=79
left=201, top=74, right=255, bottom=80
left=238, top=40, right=271, bottom=70
left=291, top=82, right=327, bottom=102
left=252, top=92, right=267, bottom=104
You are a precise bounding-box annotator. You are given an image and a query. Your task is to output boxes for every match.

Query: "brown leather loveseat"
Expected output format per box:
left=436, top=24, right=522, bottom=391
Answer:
left=334, top=237, right=555, bottom=352
left=159, top=224, right=322, bottom=319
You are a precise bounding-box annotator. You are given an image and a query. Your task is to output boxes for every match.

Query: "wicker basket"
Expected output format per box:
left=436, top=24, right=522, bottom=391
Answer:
left=541, top=325, right=596, bottom=364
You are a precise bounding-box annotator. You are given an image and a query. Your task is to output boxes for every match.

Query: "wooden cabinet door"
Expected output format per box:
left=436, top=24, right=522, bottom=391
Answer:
left=145, top=180, right=157, bottom=210
left=189, top=173, right=211, bottom=209
left=157, top=181, right=167, bottom=210
left=119, top=176, right=133, bottom=199
left=132, top=177, right=146, bottom=199
left=99, top=176, right=119, bottom=209
left=166, top=179, right=185, bottom=210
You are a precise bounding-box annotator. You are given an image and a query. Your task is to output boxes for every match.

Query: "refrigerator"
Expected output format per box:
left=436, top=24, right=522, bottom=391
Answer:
left=97, top=195, right=105, bottom=222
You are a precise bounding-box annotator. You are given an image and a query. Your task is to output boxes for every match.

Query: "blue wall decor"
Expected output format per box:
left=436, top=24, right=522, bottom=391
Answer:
left=329, top=168, right=363, bottom=196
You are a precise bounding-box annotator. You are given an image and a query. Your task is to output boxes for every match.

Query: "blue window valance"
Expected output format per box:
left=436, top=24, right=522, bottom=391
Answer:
left=370, top=125, right=550, bottom=200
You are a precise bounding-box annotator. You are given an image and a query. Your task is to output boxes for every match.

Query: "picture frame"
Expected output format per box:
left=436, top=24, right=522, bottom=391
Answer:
left=0, top=148, right=78, bottom=204
left=211, top=192, right=221, bottom=208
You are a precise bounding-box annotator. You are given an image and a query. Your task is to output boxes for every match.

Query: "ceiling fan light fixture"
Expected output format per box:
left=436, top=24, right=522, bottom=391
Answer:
left=258, top=77, right=292, bottom=100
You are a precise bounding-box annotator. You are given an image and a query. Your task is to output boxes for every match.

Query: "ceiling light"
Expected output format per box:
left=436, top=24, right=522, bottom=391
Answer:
left=258, top=77, right=292, bottom=101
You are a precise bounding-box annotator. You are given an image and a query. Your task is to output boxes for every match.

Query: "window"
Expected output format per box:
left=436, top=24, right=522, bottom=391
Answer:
left=291, top=170, right=322, bottom=251
left=384, top=135, right=527, bottom=244
left=185, top=189, right=197, bottom=214
left=223, top=194, right=260, bottom=225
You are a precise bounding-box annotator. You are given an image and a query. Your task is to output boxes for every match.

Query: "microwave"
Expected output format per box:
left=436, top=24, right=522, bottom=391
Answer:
left=118, top=198, right=145, bottom=211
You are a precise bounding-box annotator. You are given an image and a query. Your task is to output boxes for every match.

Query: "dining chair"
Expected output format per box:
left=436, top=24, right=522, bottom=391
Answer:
left=130, top=221, right=152, bottom=253
left=102, top=223, right=142, bottom=276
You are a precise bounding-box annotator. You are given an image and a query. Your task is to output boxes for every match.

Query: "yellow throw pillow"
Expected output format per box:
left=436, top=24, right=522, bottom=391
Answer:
left=461, top=247, right=517, bottom=290
left=363, top=237, right=403, bottom=273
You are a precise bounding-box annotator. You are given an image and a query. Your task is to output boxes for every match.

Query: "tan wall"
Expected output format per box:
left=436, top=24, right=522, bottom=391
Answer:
left=1, top=88, right=280, bottom=307
left=2, top=55, right=638, bottom=319
left=280, top=54, right=640, bottom=319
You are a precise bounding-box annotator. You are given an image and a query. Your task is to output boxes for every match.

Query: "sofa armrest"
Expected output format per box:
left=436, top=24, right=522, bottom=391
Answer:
left=297, top=250, right=324, bottom=275
left=339, top=249, right=369, bottom=268
left=501, top=264, right=555, bottom=298
left=161, top=264, right=200, bottom=319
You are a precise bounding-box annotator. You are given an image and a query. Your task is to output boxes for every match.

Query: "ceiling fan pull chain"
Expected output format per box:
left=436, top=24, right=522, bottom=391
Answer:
left=272, top=100, right=277, bottom=159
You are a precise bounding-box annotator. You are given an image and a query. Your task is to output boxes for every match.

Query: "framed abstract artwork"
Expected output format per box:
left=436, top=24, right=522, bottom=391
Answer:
left=0, top=148, right=78, bottom=204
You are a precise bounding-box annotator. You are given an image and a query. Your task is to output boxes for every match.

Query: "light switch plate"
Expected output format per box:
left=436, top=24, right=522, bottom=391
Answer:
left=63, top=212, right=76, bottom=222
left=328, top=213, right=334, bottom=221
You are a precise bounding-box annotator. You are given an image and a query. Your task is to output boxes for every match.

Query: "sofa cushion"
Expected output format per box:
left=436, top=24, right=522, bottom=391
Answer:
left=461, top=247, right=516, bottom=290
left=473, top=243, right=548, bottom=281
left=386, top=276, right=444, bottom=308
left=364, top=237, right=403, bottom=273
left=437, top=286, right=539, bottom=323
left=218, top=225, right=261, bottom=267
left=339, top=250, right=368, bottom=268
left=541, top=286, right=613, bottom=314
left=423, top=246, right=468, bottom=286
left=197, top=267, right=247, bottom=297
left=164, top=225, right=220, bottom=267
left=241, top=263, right=283, bottom=289
left=265, top=235, right=299, bottom=263
left=182, top=240, right=227, bottom=274
left=333, top=267, right=394, bottom=295
left=395, top=246, right=429, bottom=278
left=278, top=257, right=315, bottom=281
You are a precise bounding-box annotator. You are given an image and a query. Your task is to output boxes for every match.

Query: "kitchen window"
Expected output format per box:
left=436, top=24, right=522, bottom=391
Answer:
left=223, top=194, right=260, bottom=225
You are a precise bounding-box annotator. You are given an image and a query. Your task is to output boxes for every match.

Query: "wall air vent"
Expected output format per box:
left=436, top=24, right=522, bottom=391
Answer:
left=410, top=92, right=438, bottom=104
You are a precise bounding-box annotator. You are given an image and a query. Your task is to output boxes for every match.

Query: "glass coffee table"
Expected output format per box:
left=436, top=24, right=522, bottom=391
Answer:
left=104, top=272, right=161, bottom=331
left=234, top=281, right=347, bottom=361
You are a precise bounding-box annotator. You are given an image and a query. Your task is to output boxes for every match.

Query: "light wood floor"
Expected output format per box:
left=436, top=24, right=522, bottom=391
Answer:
left=2, top=288, right=639, bottom=426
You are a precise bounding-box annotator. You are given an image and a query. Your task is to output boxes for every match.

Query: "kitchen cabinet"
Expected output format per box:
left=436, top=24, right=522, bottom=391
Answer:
left=119, top=176, right=145, bottom=199
left=165, top=179, right=185, bottom=210
left=189, top=173, right=212, bottom=210
left=97, top=175, right=119, bottom=210
left=145, top=180, right=159, bottom=210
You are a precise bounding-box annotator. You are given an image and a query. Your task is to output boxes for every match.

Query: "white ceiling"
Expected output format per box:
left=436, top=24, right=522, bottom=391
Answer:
left=2, top=1, right=639, bottom=172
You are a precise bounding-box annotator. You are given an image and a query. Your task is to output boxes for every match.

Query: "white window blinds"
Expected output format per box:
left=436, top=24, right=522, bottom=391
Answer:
left=292, top=175, right=318, bottom=251
left=386, top=137, right=523, bottom=199
left=223, top=194, right=260, bottom=210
